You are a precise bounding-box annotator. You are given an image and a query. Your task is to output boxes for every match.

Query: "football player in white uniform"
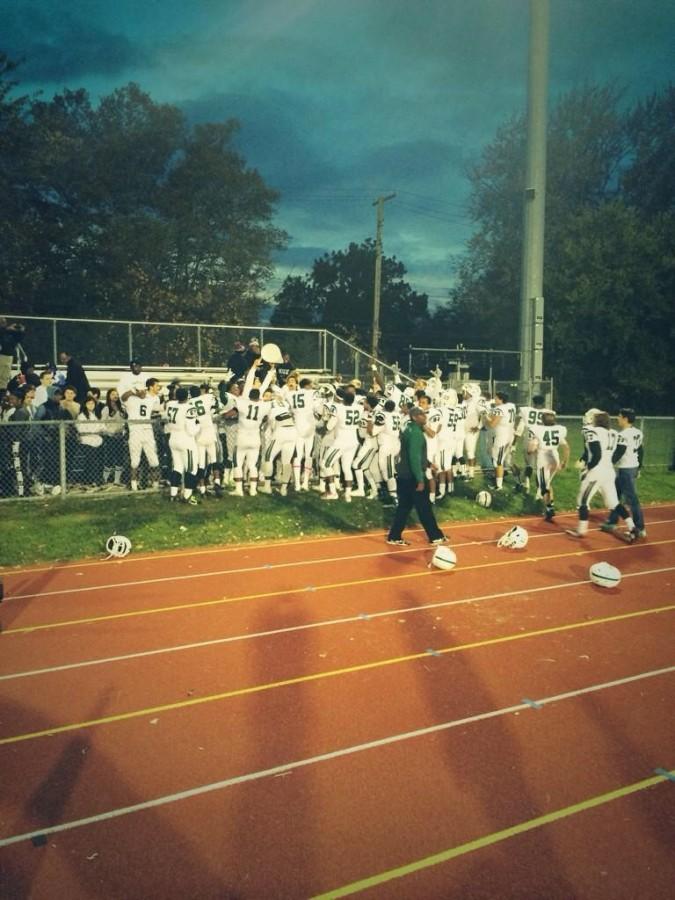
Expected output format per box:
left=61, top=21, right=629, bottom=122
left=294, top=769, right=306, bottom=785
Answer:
left=189, top=384, right=223, bottom=497
left=372, top=398, right=402, bottom=505
left=487, top=391, right=516, bottom=490
left=567, top=410, right=637, bottom=540
left=436, top=388, right=462, bottom=499
left=418, top=393, right=442, bottom=502
left=515, top=394, right=555, bottom=493
left=527, top=412, right=569, bottom=521
left=164, top=386, right=200, bottom=504
left=260, top=394, right=297, bottom=495
left=320, top=391, right=361, bottom=501
left=124, top=379, right=161, bottom=491
left=288, top=377, right=322, bottom=491
left=352, top=394, right=381, bottom=498
left=227, top=364, right=274, bottom=496
left=461, top=383, right=483, bottom=478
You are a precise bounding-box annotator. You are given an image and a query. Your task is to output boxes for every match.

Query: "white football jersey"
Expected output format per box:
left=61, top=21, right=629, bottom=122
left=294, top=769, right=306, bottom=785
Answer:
left=330, top=403, right=361, bottom=447
left=165, top=400, right=199, bottom=440
left=234, top=396, right=270, bottom=441
left=125, top=393, right=159, bottom=430
left=582, top=425, right=618, bottom=474
left=528, top=422, right=567, bottom=460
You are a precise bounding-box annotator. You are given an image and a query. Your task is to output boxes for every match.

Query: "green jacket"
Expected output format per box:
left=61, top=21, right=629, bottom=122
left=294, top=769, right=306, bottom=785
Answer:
left=397, top=420, right=427, bottom=482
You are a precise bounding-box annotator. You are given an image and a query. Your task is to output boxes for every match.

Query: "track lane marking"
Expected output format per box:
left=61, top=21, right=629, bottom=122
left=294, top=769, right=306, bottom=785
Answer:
left=0, top=667, right=673, bottom=848
left=4, top=538, right=674, bottom=636
left=8, top=516, right=675, bottom=601
left=5, top=502, right=674, bottom=577
left=2, top=565, right=674, bottom=682
left=1, top=603, right=673, bottom=746
left=312, top=767, right=675, bottom=898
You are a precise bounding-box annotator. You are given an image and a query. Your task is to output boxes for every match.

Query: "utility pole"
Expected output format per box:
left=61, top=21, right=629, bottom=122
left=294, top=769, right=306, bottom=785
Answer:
left=371, top=192, right=396, bottom=361
left=518, top=0, right=549, bottom=393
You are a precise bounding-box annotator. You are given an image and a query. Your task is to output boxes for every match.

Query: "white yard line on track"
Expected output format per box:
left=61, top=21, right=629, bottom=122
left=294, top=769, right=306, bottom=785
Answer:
left=3, top=565, right=674, bottom=682
left=6, top=501, right=674, bottom=577
left=1, top=663, right=673, bottom=848
left=8, top=516, right=675, bottom=602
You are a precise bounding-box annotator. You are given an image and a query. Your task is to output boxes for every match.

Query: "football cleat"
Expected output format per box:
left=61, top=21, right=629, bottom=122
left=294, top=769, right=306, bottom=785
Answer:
left=565, top=529, right=586, bottom=538
left=429, top=536, right=448, bottom=545
left=387, top=538, right=411, bottom=546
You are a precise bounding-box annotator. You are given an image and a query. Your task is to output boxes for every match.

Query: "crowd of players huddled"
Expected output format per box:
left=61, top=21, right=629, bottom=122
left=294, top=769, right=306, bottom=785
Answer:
left=0, top=318, right=645, bottom=542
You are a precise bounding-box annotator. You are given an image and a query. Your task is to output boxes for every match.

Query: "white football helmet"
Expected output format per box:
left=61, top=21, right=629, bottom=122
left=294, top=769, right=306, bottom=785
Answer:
left=463, top=382, right=482, bottom=400
left=441, top=388, right=459, bottom=407
left=497, top=526, right=529, bottom=549
left=582, top=408, right=603, bottom=426
left=106, top=535, right=132, bottom=558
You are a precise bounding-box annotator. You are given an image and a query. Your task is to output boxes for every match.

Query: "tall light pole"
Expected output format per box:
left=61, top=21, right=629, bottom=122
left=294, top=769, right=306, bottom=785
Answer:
left=519, top=0, right=549, bottom=393
left=371, top=192, right=396, bottom=361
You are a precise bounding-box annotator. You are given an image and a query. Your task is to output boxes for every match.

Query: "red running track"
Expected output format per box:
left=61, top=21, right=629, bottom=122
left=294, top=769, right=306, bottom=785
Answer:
left=0, top=505, right=674, bottom=898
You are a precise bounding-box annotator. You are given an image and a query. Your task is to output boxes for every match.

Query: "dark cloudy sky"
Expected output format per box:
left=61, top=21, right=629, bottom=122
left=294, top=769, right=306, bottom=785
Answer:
left=4, top=0, right=674, bottom=305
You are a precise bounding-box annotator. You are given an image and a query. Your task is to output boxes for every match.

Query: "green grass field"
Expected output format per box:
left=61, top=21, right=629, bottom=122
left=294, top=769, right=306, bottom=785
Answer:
left=2, top=468, right=673, bottom=568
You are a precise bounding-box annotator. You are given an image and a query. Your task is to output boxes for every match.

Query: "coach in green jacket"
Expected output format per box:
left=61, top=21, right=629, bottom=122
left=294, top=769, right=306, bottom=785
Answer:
left=386, top=406, right=448, bottom=546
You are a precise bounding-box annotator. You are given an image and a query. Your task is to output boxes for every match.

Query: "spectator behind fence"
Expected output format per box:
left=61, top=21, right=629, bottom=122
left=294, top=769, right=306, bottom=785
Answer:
left=60, top=385, right=80, bottom=420
left=101, top=388, right=126, bottom=488
left=7, top=361, right=40, bottom=394
left=117, top=360, right=146, bottom=403
left=0, top=318, right=26, bottom=389
left=276, top=352, right=294, bottom=386
left=58, top=352, right=91, bottom=404
left=88, top=386, right=104, bottom=417
left=227, top=341, right=248, bottom=379
left=34, top=369, right=54, bottom=407
left=77, top=396, right=105, bottom=486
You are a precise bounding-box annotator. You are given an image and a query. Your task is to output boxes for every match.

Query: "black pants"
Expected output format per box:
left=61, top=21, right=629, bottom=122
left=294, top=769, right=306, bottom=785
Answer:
left=387, top=476, right=444, bottom=541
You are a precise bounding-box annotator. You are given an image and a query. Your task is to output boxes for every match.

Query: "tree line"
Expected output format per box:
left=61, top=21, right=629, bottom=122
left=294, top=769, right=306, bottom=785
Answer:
left=274, top=84, right=674, bottom=413
left=1, top=50, right=673, bottom=411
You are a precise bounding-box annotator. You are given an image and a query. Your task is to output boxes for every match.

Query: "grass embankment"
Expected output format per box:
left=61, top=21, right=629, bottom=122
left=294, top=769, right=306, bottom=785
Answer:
left=1, top=469, right=674, bottom=569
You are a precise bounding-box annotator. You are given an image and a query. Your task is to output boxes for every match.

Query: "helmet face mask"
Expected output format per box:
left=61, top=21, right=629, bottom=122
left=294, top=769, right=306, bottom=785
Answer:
left=497, top=525, right=528, bottom=549
left=106, top=535, right=132, bottom=558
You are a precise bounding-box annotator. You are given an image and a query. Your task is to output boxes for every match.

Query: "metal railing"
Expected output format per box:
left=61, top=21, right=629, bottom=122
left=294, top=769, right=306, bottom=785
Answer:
left=1, top=313, right=410, bottom=385
left=0, top=415, right=672, bottom=502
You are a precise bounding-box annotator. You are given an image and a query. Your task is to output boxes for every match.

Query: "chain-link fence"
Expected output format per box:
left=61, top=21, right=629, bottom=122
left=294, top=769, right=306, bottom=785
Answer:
left=0, top=417, right=172, bottom=500
left=0, top=414, right=672, bottom=502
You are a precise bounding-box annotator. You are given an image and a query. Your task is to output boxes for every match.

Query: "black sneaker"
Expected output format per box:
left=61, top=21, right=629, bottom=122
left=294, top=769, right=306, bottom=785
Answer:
left=429, top=536, right=448, bottom=545
left=386, top=538, right=411, bottom=546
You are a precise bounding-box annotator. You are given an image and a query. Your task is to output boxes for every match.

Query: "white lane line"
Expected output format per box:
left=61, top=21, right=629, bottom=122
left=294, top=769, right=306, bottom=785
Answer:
left=8, top=516, right=675, bottom=602
left=3, top=565, right=674, bottom=683
left=0, top=663, right=673, bottom=849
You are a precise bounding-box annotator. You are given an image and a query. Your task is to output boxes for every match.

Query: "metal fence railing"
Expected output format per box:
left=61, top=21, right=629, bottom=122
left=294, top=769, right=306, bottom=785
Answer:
left=1, top=314, right=412, bottom=385
left=0, top=414, right=672, bottom=502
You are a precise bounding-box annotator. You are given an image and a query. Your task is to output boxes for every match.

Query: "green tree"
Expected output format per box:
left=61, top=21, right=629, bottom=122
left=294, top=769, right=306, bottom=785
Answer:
left=442, top=83, right=674, bottom=411
left=0, top=61, right=287, bottom=360
left=271, top=239, right=430, bottom=362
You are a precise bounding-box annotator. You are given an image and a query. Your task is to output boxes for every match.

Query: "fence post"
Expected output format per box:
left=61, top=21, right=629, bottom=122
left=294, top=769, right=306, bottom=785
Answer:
left=322, top=332, right=327, bottom=372
left=332, top=337, right=337, bottom=376
left=59, top=421, right=67, bottom=498
left=128, top=323, right=133, bottom=362
left=197, top=325, right=202, bottom=368
left=52, top=319, right=58, bottom=364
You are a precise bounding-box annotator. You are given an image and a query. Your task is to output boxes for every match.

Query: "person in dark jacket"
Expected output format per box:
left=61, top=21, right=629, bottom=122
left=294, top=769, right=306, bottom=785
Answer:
left=386, top=406, right=448, bottom=546
left=226, top=341, right=248, bottom=379
left=0, top=318, right=26, bottom=389
left=58, top=352, right=91, bottom=404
